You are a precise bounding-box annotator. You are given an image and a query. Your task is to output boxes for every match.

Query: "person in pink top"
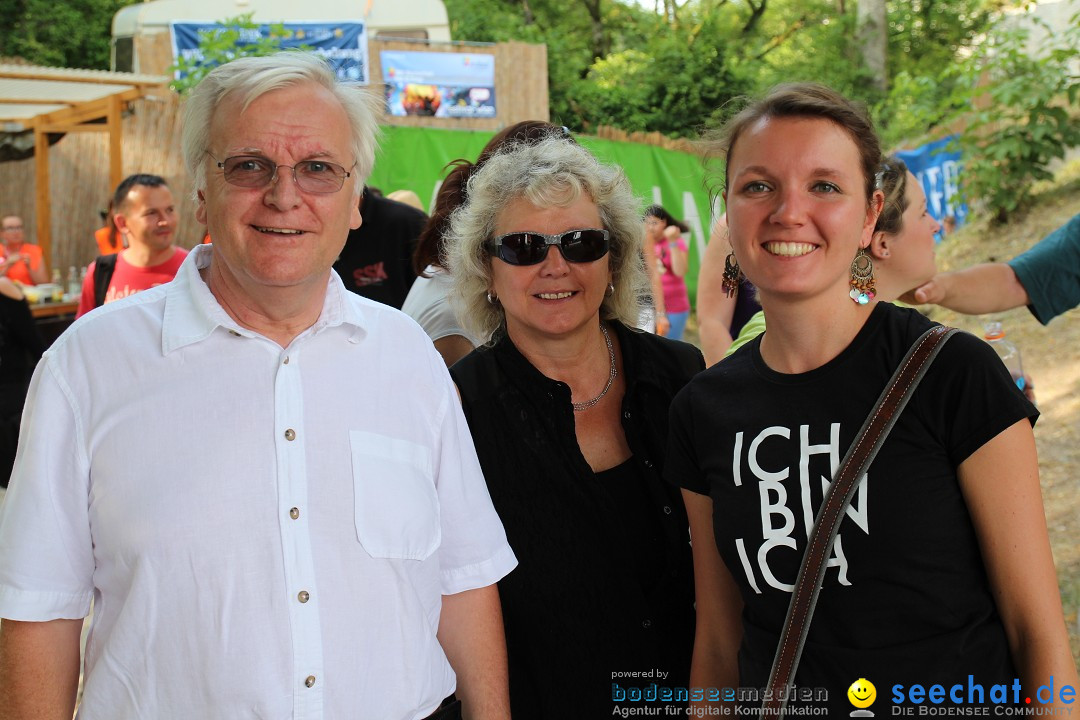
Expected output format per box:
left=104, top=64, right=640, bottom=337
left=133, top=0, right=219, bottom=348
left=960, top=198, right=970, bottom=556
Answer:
left=644, top=204, right=691, bottom=340
left=77, top=174, right=188, bottom=318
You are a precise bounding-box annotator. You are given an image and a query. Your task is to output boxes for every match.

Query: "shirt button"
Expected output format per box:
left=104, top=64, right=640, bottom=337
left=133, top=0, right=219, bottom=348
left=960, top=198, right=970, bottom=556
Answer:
left=642, top=619, right=652, bottom=629
left=623, top=411, right=631, bottom=420
left=663, top=505, right=672, bottom=515
left=283, top=356, right=290, bottom=365
left=284, top=429, right=296, bottom=441
left=298, top=590, right=310, bottom=603
left=643, top=459, right=654, bottom=468
left=289, top=507, right=300, bottom=520
left=305, top=675, right=316, bottom=688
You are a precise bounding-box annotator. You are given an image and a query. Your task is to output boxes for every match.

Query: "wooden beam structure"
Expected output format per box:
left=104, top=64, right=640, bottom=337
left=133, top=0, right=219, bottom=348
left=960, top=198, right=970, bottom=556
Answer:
left=0, top=65, right=167, bottom=272
left=33, top=127, right=50, bottom=270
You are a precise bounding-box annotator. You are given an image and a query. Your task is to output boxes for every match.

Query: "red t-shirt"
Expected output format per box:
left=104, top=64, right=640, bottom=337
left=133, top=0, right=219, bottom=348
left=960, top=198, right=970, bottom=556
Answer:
left=76, top=248, right=188, bottom=318
left=1, top=243, right=44, bottom=286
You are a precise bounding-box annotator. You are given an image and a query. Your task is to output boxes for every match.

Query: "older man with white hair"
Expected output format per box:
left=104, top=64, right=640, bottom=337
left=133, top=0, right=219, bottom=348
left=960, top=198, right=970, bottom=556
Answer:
left=0, top=52, right=515, bottom=720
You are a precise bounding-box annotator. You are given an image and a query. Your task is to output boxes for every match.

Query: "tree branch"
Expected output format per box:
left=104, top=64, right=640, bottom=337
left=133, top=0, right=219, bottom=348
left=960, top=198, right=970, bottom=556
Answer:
left=754, top=14, right=808, bottom=60
left=742, top=0, right=768, bottom=36
left=580, top=0, right=606, bottom=61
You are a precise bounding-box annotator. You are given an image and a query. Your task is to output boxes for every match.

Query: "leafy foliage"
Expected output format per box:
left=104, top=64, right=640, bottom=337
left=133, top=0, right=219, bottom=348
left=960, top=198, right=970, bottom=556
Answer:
left=168, top=14, right=297, bottom=95
left=444, top=0, right=1009, bottom=143
left=572, top=13, right=751, bottom=137
left=0, top=0, right=140, bottom=69
left=942, top=12, right=1080, bottom=222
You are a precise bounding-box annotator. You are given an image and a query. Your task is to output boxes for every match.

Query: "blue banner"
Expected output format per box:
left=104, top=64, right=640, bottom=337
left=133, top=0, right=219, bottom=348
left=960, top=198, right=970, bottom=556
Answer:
left=170, top=21, right=369, bottom=83
left=380, top=51, right=496, bottom=119
left=895, top=135, right=967, bottom=232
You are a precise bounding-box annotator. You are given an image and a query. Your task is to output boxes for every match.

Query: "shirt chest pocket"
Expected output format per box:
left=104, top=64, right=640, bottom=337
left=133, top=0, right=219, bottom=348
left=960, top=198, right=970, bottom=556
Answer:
left=349, top=431, right=441, bottom=560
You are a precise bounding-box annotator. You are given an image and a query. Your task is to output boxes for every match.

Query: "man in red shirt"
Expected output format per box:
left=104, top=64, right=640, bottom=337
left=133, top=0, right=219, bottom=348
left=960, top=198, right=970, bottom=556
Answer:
left=77, top=175, right=188, bottom=318
left=0, top=216, right=49, bottom=286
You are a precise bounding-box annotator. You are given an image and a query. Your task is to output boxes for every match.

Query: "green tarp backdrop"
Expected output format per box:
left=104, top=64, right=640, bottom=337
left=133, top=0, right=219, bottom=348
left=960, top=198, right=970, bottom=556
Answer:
left=367, top=126, right=717, bottom=305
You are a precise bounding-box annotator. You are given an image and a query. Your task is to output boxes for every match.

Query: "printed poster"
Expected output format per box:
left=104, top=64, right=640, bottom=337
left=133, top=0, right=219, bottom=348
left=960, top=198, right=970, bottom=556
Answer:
left=380, top=50, right=495, bottom=118
left=171, top=21, right=368, bottom=84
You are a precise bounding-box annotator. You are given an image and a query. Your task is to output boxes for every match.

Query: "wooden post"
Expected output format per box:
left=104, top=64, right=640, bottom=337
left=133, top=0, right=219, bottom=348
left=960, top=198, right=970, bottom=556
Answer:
left=108, top=95, right=124, bottom=191
left=33, top=125, right=51, bottom=272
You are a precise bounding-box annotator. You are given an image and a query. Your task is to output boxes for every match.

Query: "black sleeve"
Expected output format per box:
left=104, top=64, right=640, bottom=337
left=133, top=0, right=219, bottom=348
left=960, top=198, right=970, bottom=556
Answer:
left=665, top=382, right=710, bottom=495
left=0, top=295, right=44, bottom=360
left=913, top=329, right=1037, bottom=467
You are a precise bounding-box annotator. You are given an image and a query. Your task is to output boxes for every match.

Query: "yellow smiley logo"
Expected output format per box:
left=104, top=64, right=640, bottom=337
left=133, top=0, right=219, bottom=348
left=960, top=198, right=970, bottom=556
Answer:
left=848, top=678, right=876, bottom=709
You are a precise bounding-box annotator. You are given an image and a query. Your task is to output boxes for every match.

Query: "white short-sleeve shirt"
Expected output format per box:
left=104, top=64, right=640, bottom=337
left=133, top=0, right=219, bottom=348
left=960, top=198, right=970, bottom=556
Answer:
left=0, top=245, right=516, bottom=720
left=401, top=265, right=483, bottom=346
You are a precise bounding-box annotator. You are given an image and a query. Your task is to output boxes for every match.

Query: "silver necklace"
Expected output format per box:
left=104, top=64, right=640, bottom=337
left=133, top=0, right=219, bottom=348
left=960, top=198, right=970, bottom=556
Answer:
left=572, top=323, right=617, bottom=412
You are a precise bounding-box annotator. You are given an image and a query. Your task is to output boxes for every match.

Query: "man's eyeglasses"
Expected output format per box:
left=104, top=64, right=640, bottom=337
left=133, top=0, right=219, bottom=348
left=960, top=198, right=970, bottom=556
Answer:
left=211, top=154, right=353, bottom=194
left=488, top=229, right=610, bottom=266
left=1, top=225, right=22, bottom=232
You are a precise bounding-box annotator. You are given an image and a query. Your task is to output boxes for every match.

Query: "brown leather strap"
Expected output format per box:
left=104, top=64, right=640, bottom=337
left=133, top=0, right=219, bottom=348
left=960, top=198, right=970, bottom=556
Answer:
left=761, top=325, right=957, bottom=718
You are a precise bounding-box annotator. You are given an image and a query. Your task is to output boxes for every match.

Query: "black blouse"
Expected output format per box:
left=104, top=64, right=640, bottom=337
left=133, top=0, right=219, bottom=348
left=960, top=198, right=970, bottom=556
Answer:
left=450, top=321, right=703, bottom=719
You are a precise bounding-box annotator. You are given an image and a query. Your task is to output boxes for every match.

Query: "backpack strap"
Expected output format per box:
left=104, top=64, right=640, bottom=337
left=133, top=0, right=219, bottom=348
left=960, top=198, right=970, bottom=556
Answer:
left=93, top=253, right=118, bottom=308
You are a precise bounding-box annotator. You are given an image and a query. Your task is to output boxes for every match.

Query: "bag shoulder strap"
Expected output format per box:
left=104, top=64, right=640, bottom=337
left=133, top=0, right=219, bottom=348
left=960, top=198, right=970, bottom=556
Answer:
left=93, top=253, right=118, bottom=308
left=762, top=324, right=958, bottom=718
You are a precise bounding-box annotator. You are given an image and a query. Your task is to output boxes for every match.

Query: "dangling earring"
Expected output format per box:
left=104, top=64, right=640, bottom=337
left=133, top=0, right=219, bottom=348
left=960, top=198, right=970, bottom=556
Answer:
left=605, top=282, right=614, bottom=297
left=721, top=252, right=743, bottom=299
left=486, top=291, right=498, bottom=305
left=849, top=248, right=876, bottom=305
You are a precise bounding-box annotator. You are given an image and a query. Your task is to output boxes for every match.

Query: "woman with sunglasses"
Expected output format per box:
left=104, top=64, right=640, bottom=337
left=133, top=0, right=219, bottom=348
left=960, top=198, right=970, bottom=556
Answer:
left=445, top=133, right=702, bottom=718
left=666, top=84, right=1077, bottom=715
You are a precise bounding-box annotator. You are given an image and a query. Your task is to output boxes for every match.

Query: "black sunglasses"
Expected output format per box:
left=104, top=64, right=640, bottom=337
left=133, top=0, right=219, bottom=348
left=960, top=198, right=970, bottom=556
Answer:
left=488, top=229, right=610, bottom=266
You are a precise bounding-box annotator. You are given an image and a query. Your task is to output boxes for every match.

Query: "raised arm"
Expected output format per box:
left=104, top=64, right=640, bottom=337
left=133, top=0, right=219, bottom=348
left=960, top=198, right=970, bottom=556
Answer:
left=683, top=489, right=743, bottom=707
left=665, top=226, right=690, bottom=278
left=28, top=254, right=49, bottom=285
left=0, top=618, right=83, bottom=720
left=908, top=263, right=1029, bottom=314
left=957, top=420, right=1079, bottom=705
left=437, top=584, right=511, bottom=719
left=696, top=225, right=738, bottom=366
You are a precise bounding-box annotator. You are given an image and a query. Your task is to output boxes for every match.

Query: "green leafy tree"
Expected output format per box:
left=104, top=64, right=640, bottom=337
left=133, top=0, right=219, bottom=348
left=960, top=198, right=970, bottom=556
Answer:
left=169, top=14, right=297, bottom=95
left=573, top=12, right=750, bottom=137
left=943, top=12, right=1080, bottom=222
left=0, top=0, right=140, bottom=69
left=444, top=0, right=1018, bottom=144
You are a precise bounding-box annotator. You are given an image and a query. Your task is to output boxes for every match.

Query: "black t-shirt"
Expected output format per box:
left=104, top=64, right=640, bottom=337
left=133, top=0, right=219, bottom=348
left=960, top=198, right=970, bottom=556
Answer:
left=0, top=293, right=44, bottom=391
left=332, top=189, right=425, bottom=309
left=667, top=302, right=1036, bottom=714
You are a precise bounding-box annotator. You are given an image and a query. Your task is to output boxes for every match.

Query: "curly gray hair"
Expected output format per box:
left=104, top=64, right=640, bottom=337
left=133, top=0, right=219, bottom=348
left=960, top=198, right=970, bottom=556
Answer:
left=445, top=134, right=649, bottom=343
left=180, top=51, right=382, bottom=200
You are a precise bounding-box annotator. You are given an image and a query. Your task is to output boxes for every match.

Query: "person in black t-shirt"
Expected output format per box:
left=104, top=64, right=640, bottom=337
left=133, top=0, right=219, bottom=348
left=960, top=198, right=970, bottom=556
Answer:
left=0, top=277, right=45, bottom=485
left=333, top=186, right=426, bottom=309
left=668, top=83, right=1078, bottom=716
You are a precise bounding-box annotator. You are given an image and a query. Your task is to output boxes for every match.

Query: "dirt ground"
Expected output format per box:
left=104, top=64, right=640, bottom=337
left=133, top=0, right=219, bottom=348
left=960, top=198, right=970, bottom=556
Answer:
left=922, top=173, right=1080, bottom=665
left=684, top=163, right=1080, bottom=664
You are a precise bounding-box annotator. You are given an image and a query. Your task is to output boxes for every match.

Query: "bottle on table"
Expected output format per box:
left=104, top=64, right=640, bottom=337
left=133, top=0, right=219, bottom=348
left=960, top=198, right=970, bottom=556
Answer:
left=983, top=321, right=1025, bottom=391
left=50, top=268, right=64, bottom=301
left=66, top=265, right=80, bottom=299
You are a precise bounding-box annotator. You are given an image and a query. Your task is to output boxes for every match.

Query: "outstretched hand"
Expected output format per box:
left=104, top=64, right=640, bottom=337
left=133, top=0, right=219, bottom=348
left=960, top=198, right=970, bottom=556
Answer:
left=902, top=276, right=944, bottom=306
